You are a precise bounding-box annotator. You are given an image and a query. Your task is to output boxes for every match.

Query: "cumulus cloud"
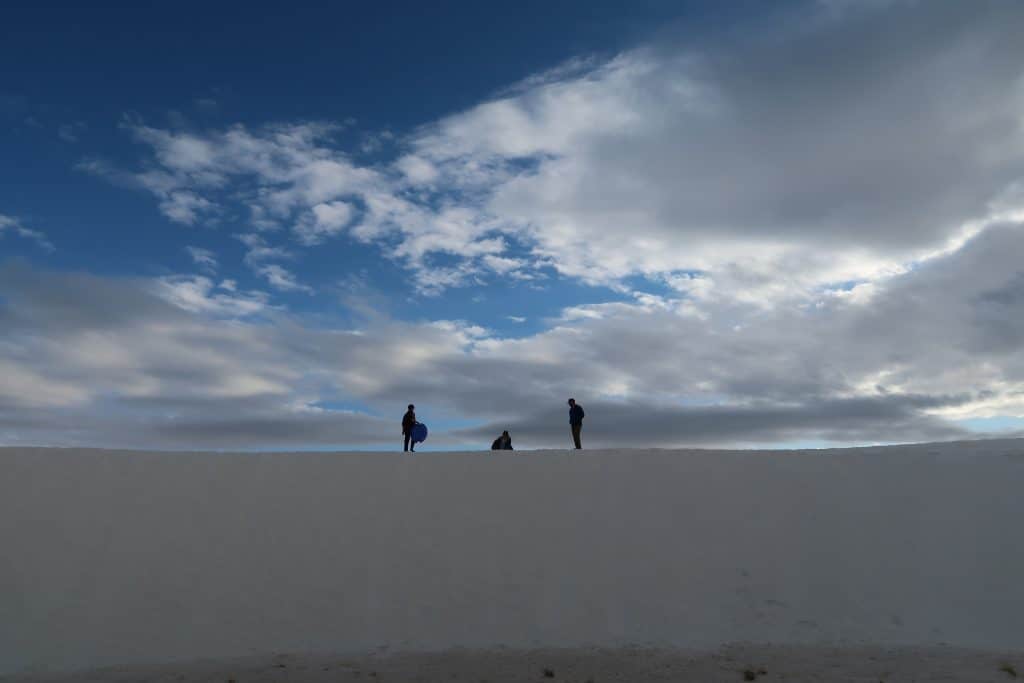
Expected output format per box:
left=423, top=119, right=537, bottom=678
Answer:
left=397, top=1, right=1024, bottom=299
left=395, top=154, right=439, bottom=184
left=294, top=200, right=354, bottom=245
left=124, top=121, right=378, bottom=226
left=85, top=1, right=1024, bottom=305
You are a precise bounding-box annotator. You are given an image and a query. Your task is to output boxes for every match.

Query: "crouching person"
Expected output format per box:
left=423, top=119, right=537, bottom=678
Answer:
left=491, top=430, right=513, bottom=450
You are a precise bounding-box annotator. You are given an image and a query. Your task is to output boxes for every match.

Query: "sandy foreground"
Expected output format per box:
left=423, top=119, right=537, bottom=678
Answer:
left=5, top=444, right=1024, bottom=679
left=4, top=645, right=1022, bottom=683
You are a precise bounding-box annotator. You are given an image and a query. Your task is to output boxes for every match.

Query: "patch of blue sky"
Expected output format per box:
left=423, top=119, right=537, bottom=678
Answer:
left=958, top=416, right=1024, bottom=434
left=0, top=2, right=714, bottom=136
left=756, top=438, right=859, bottom=451
left=822, top=279, right=864, bottom=293
left=621, top=272, right=703, bottom=298
left=307, top=399, right=380, bottom=415
left=411, top=273, right=638, bottom=338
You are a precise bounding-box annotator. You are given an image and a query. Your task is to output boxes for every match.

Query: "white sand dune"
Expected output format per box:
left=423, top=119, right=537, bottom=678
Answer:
left=5, top=645, right=1023, bottom=682
left=3, top=441, right=1024, bottom=680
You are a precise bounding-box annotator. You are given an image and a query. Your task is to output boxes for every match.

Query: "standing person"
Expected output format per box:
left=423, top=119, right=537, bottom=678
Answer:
left=491, top=430, right=513, bottom=450
left=568, top=398, right=585, bottom=449
left=402, top=404, right=417, bottom=452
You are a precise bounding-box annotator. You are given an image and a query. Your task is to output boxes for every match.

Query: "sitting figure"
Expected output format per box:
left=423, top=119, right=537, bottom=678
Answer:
left=490, top=430, right=513, bottom=450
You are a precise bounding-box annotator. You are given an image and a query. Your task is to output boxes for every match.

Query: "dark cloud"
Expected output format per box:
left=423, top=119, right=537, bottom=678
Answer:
left=454, top=394, right=973, bottom=449
left=0, top=263, right=186, bottom=333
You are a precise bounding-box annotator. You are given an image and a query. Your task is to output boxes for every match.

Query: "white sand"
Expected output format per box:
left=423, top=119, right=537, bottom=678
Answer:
left=3, top=441, right=1024, bottom=678
left=4, top=645, right=1023, bottom=682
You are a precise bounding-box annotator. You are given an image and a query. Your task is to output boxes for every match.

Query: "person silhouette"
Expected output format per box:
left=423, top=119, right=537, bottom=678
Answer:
left=402, top=404, right=416, bottom=452
left=567, top=398, right=585, bottom=449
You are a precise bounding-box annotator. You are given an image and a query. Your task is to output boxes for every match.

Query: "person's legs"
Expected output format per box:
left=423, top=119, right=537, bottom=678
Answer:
left=404, top=432, right=411, bottom=452
left=571, top=424, right=582, bottom=449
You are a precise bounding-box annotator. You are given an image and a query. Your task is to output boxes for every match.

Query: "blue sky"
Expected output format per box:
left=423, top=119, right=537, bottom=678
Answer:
left=3, top=0, right=1024, bottom=450
left=2, top=0, right=725, bottom=335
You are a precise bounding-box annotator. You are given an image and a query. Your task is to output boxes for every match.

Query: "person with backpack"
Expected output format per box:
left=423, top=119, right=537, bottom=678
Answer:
left=491, top=430, right=513, bottom=450
left=568, top=398, right=585, bottom=449
left=402, top=404, right=417, bottom=452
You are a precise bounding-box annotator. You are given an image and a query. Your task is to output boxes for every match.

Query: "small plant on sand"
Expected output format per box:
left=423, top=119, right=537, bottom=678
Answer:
left=542, top=668, right=555, bottom=678
left=999, top=663, right=1018, bottom=678
left=742, top=667, right=768, bottom=681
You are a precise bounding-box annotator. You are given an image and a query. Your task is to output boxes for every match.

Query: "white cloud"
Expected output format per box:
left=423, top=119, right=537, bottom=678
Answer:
left=231, top=233, right=311, bottom=293
left=294, top=200, right=353, bottom=245
left=256, top=264, right=313, bottom=293
left=312, top=201, right=352, bottom=230
left=0, top=213, right=54, bottom=250
left=237, top=233, right=293, bottom=265
left=395, top=154, right=439, bottom=184
left=132, top=125, right=218, bottom=173
left=153, top=275, right=269, bottom=317
left=391, top=2, right=1024, bottom=298
left=185, top=246, right=218, bottom=271
left=482, top=254, right=526, bottom=275
left=160, top=191, right=215, bottom=225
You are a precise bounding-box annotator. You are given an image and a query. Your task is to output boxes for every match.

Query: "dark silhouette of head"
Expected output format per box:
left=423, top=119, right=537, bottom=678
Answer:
left=502, top=430, right=509, bottom=436
left=567, top=398, right=576, bottom=406
left=408, top=404, right=414, bottom=410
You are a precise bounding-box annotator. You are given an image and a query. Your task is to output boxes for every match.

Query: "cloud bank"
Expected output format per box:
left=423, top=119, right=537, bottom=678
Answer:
left=4, top=221, right=1024, bottom=448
